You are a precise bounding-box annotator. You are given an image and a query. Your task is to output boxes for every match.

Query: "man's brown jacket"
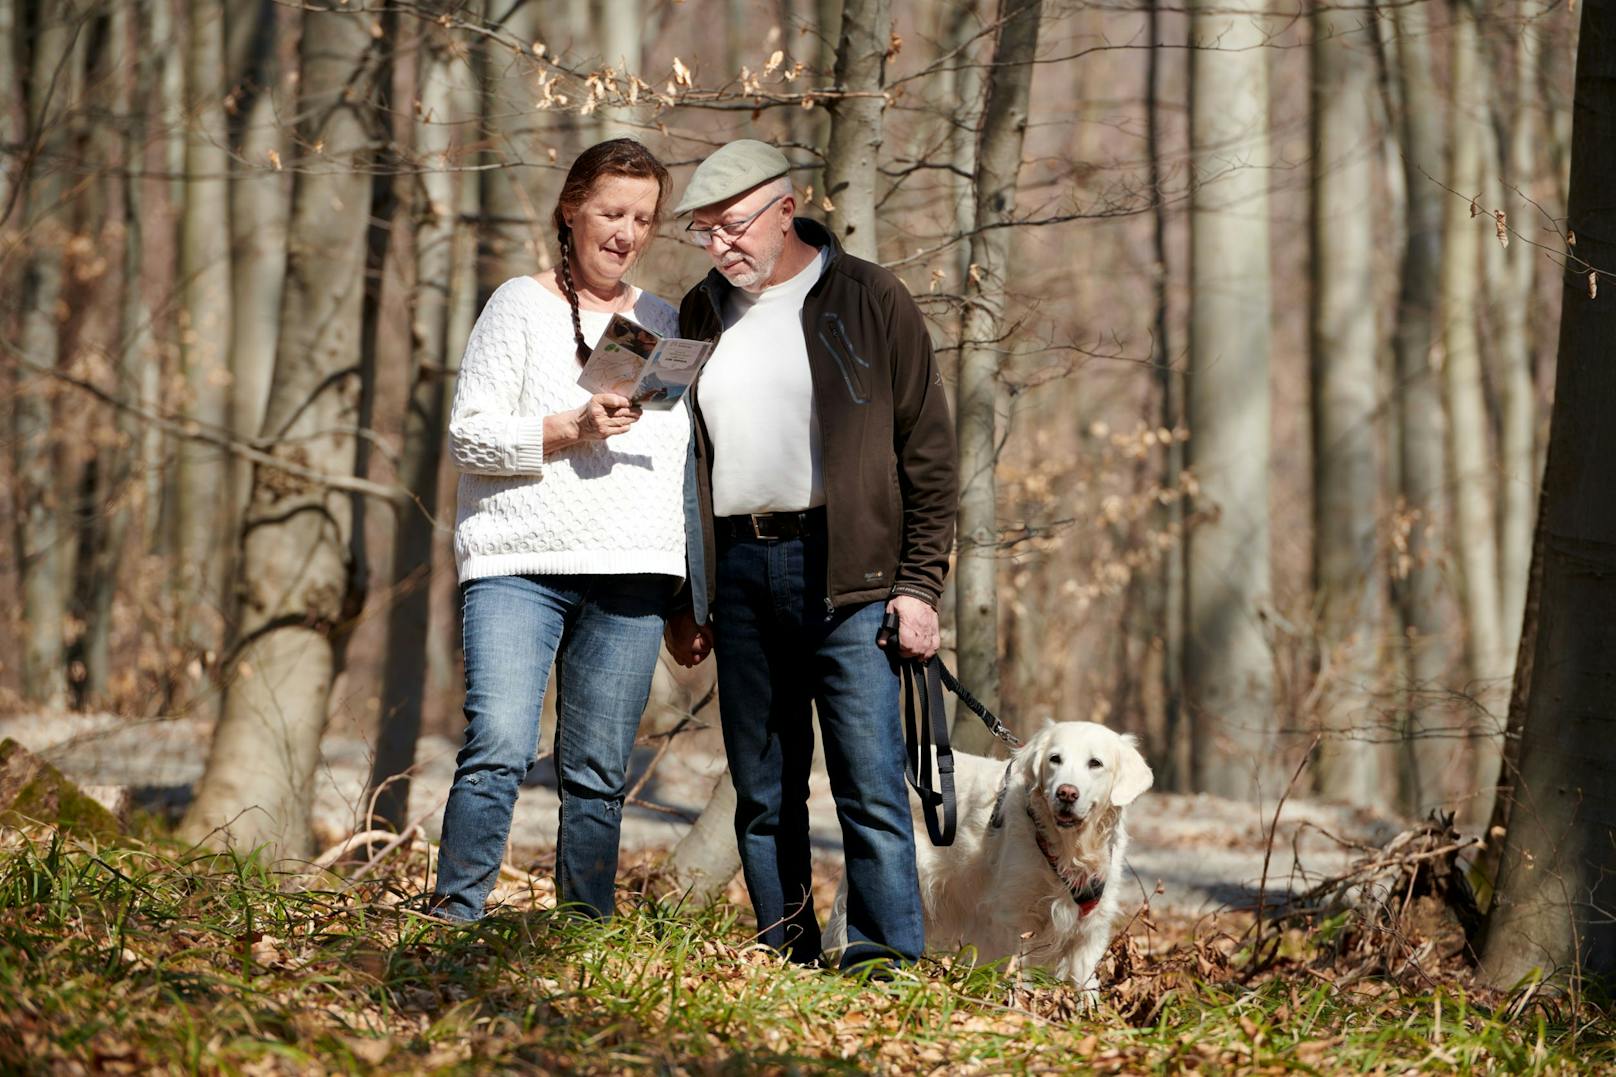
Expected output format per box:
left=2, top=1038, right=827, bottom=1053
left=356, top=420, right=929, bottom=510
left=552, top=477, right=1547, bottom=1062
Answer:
left=677, top=217, right=958, bottom=620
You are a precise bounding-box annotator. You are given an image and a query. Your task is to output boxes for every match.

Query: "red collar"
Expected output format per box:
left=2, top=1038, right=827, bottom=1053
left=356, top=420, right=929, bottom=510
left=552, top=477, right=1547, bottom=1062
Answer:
left=1026, top=803, right=1106, bottom=916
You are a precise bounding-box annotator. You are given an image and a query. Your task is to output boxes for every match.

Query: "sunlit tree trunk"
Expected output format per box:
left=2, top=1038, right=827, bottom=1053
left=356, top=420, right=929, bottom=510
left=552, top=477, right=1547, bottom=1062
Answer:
left=368, top=1, right=480, bottom=832
left=597, top=0, right=642, bottom=140
left=1479, top=0, right=1616, bottom=982
left=1494, top=0, right=1542, bottom=670
left=179, top=4, right=387, bottom=862
left=952, top=0, right=1042, bottom=753
left=940, top=0, right=983, bottom=300
left=12, top=2, right=85, bottom=708
left=480, top=1, right=547, bottom=293
left=1388, top=0, right=1457, bottom=815
left=1185, top=0, right=1274, bottom=800
left=1440, top=0, right=1506, bottom=822
left=821, top=0, right=888, bottom=260
left=1309, top=0, right=1390, bottom=809
left=173, top=0, right=235, bottom=672
left=666, top=770, right=742, bottom=904
left=227, top=0, right=295, bottom=530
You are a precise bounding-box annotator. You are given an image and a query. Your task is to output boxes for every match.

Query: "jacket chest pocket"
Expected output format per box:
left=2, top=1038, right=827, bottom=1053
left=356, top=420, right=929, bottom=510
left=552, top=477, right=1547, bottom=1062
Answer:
left=815, top=313, right=871, bottom=405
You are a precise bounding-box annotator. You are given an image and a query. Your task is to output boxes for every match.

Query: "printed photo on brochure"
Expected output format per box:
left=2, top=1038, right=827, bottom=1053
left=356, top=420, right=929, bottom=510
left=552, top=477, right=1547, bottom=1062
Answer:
left=578, top=314, right=714, bottom=410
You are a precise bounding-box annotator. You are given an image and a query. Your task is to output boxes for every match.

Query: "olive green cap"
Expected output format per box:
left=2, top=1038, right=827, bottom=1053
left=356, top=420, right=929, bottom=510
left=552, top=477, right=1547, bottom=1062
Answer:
left=673, top=139, right=791, bottom=216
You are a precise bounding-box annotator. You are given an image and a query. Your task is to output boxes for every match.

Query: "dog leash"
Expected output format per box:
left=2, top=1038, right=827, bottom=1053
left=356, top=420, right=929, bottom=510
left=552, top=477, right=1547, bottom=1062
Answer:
left=879, top=611, right=1022, bottom=849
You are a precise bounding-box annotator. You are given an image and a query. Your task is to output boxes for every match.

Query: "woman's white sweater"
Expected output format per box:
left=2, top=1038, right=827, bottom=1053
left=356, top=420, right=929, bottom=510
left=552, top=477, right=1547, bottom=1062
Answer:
left=448, top=276, right=689, bottom=582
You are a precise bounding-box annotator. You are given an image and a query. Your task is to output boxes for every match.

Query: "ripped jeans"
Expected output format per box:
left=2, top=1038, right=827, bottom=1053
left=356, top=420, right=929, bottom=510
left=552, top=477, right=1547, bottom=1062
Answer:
left=431, top=573, right=669, bottom=920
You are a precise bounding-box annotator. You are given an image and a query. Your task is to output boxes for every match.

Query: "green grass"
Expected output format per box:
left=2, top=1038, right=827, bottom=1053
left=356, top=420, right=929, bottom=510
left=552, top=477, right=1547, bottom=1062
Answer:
left=0, top=830, right=1610, bottom=1074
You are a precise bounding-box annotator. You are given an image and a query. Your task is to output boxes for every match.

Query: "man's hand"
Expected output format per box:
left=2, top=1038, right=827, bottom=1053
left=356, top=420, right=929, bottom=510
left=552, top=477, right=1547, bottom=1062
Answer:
left=664, top=607, right=714, bottom=667
left=576, top=393, right=642, bottom=440
left=880, top=595, right=940, bottom=660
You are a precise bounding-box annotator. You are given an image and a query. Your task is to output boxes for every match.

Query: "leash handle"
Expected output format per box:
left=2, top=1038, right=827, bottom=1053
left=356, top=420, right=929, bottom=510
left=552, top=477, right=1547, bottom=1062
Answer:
left=876, top=608, right=900, bottom=649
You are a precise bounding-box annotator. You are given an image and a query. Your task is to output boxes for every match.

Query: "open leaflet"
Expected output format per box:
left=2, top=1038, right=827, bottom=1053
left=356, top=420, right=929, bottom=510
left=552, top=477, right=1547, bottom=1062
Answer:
left=577, top=314, right=714, bottom=410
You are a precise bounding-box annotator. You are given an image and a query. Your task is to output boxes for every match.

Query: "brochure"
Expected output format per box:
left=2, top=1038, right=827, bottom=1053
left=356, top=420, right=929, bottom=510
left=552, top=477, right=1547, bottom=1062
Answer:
left=577, top=314, right=714, bottom=410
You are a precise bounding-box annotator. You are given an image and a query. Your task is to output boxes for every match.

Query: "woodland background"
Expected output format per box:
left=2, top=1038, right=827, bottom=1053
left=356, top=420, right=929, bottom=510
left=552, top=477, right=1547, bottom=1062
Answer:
left=2, top=0, right=1613, bottom=994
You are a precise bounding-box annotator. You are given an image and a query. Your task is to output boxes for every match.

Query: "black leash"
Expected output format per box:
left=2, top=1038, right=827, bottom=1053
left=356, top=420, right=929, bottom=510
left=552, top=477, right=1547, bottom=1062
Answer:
left=879, top=611, right=1022, bottom=848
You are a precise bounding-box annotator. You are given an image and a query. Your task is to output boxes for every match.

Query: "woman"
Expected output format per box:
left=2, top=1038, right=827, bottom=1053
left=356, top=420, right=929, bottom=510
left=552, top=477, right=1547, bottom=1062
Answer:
left=432, top=139, right=688, bottom=920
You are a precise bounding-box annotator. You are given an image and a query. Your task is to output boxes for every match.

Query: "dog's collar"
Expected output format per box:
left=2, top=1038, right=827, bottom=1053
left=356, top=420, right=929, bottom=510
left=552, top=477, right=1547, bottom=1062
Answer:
left=1025, top=802, right=1106, bottom=917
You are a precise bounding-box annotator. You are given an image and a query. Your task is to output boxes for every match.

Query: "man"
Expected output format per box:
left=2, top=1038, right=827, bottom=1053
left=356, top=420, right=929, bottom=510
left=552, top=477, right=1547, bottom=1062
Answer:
left=665, top=139, right=957, bottom=969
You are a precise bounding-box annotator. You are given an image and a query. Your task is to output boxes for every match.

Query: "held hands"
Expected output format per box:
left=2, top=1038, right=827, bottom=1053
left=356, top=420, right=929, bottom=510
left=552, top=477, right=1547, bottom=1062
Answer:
left=879, top=594, right=941, bottom=660
left=575, top=393, right=642, bottom=440
left=665, top=607, right=714, bottom=668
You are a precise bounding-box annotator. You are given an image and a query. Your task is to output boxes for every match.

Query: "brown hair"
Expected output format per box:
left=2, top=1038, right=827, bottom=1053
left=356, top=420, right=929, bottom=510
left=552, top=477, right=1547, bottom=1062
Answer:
left=553, top=138, right=672, bottom=364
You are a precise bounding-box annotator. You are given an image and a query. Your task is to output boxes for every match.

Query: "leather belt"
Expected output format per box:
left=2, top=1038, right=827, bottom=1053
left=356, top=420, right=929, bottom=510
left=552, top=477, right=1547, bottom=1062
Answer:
left=716, top=507, right=826, bottom=542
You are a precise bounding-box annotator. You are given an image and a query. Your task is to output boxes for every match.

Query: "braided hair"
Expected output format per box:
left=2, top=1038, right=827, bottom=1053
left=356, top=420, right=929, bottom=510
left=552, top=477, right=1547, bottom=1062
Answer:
left=552, top=138, right=673, bottom=365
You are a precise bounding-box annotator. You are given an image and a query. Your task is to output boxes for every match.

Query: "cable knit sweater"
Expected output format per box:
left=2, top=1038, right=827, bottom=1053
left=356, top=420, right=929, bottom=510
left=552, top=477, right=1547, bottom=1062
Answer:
left=448, top=275, right=688, bottom=582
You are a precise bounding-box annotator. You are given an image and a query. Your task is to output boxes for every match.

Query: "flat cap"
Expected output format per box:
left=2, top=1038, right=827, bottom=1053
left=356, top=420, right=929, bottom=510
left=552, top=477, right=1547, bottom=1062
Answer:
left=673, top=139, right=791, bottom=215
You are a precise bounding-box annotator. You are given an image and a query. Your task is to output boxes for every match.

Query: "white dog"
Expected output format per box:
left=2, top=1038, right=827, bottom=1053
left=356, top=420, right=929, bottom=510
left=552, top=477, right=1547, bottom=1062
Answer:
left=827, top=720, right=1153, bottom=995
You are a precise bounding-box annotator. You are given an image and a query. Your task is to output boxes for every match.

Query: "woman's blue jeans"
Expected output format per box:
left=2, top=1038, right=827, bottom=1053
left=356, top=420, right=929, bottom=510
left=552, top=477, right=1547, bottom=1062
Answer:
left=432, top=573, right=668, bottom=920
left=713, top=526, right=924, bottom=967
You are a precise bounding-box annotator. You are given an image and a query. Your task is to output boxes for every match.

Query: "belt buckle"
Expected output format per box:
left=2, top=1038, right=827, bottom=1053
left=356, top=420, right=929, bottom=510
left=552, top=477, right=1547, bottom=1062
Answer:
left=750, top=513, right=777, bottom=540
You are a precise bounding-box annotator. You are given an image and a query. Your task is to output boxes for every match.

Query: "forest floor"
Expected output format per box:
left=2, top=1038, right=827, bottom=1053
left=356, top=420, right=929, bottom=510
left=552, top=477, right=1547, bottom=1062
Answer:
left=0, top=710, right=1404, bottom=917
left=4, top=712, right=1612, bottom=1073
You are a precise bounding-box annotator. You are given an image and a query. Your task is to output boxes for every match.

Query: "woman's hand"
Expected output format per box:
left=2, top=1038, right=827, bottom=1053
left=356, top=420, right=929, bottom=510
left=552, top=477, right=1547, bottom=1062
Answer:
left=575, top=393, right=642, bottom=440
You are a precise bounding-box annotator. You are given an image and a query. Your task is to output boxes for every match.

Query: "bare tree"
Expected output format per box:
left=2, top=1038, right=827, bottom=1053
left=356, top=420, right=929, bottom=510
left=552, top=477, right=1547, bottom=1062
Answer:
left=368, top=1, right=481, bottom=833
left=178, top=3, right=388, bottom=862
left=821, top=0, right=888, bottom=259
left=228, top=0, right=295, bottom=525
left=1493, top=0, right=1544, bottom=667
left=1479, top=0, right=1616, bottom=983
left=480, top=1, right=547, bottom=292
left=952, top=0, right=1043, bottom=752
left=1309, top=0, right=1389, bottom=808
left=1184, top=0, right=1274, bottom=799
left=11, top=1, right=86, bottom=708
left=1440, top=0, right=1506, bottom=821
left=174, top=0, right=236, bottom=668
left=1386, top=0, right=1456, bottom=816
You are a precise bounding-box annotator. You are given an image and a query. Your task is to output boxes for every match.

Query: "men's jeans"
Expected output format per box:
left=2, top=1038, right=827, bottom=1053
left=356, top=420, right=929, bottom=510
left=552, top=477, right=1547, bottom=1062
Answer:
left=713, top=525, right=924, bottom=967
left=432, top=573, right=667, bottom=920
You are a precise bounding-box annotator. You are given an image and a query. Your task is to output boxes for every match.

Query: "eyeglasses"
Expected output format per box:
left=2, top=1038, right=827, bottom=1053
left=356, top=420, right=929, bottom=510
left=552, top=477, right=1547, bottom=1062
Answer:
left=684, top=194, right=785, bottom=248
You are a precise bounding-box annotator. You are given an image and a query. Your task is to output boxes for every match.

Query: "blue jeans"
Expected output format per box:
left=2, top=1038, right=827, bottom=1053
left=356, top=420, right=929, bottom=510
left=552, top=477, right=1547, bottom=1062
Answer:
left=432, top=573, right=668, bottom=920
left=713, top=526, right=923, bottom=967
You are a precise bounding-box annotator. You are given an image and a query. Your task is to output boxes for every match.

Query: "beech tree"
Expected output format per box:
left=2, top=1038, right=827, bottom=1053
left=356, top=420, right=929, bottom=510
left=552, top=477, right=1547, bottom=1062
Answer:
left=1184, top=0, right=1275, bottom=799
left=180, top=2, right=389, bottom=861
left=1480, top=0, right=1616, bottom=984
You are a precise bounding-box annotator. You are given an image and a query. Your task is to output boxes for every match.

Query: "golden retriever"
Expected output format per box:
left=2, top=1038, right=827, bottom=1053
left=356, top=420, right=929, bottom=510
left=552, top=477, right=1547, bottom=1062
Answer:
left=826, top=720, right=1153, bottom=995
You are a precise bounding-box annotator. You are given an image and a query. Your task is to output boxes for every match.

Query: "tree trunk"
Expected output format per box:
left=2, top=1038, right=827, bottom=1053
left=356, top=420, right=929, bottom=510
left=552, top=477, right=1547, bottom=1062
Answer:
left=664, top=770, right=742, bottom=904
left=951, top=0, right=1042, bottom=752
left=1145, top=0, right=1186, bottom=791
left=597, top=0, right=642, bottom=140
left=178, top=4, right=387, bottom=863
left=74, top=1, right=143, bottom=706
left=228, top=0, right=295, bottom=528
left=368, top=0, right=479, bottom=832
left=1309, top=0, right=1389, bottom=809
left=1387, top=0, right=1456, bottom=817
left=1440, top=0, right=1506, bottom=823
left=1493, top=0, right=1541, bottom=672
left=944, top=0, right=983, bottom=299
left=821, top=0, right=888, bottom=260
left=0, top=0, right=20, bottom=221
left=12, top=2, right=85, bottom=708
left=1479, top=0, right=1616, bottom=982
left=1185, top=0, right=1274, bottom=800
left=174, top=0, right=236, bottom=668
left=480, top=1, right=547, bottom=294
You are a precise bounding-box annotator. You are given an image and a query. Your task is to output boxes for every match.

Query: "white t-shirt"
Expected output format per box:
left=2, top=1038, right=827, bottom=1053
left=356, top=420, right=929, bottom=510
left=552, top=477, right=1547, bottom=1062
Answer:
left=448, top=276, right=688, bottom=581
left=698, top=248, right=830, bottom=516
